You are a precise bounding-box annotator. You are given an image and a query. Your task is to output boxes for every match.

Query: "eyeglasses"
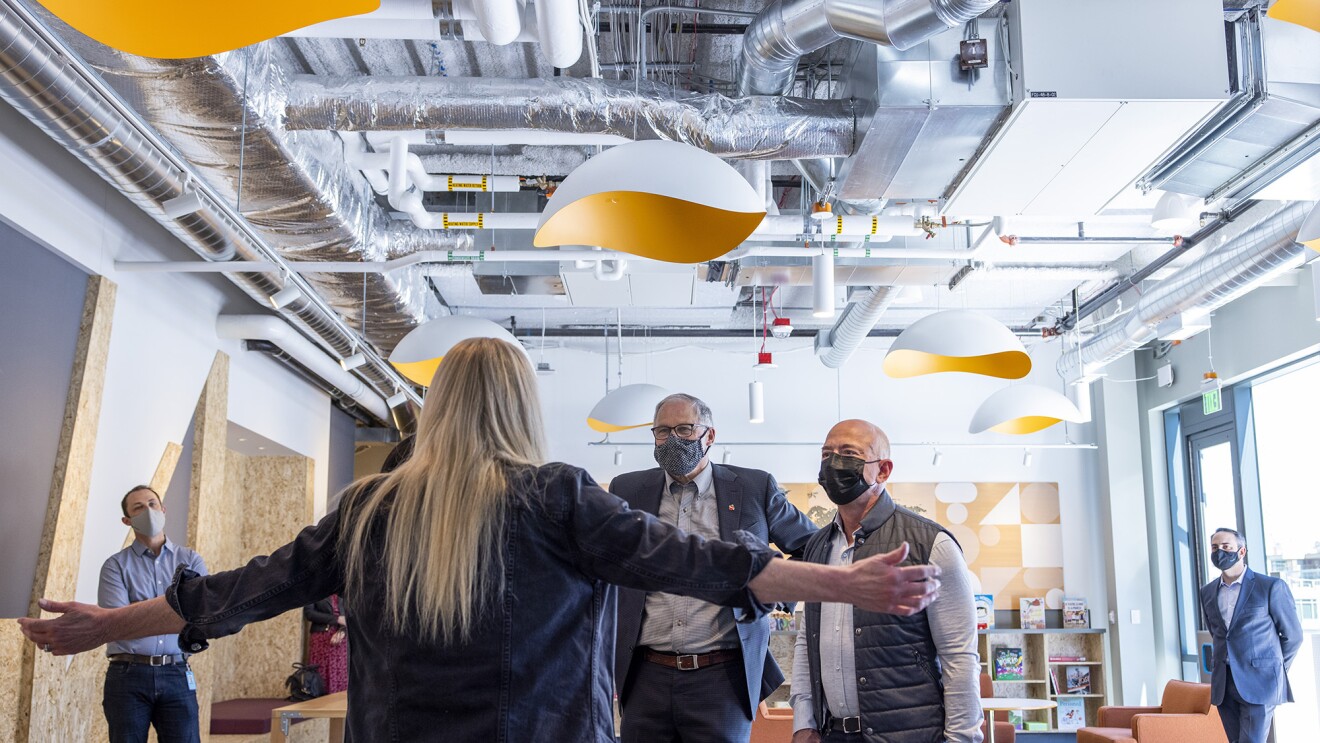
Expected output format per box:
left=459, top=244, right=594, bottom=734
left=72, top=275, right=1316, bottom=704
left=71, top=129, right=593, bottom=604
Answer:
left=650, top=423, right=708, bottom=441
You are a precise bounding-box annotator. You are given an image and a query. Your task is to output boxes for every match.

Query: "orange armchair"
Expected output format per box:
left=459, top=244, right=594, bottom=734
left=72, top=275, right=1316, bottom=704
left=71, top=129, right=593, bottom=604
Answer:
left=750, top=702, right=795, bottom=743
left=979, top=673, right=1015, bottom=743
left=1077, top=680, right=1227, bottom=743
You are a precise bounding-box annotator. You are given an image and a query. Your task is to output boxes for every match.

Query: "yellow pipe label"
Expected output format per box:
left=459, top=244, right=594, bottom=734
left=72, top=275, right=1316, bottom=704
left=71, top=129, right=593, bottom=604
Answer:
left=442, top=214, right=485, bottom=229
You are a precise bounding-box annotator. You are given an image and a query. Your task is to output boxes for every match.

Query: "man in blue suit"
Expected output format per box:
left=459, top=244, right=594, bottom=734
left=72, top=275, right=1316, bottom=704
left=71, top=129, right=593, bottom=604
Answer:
left=1199, top=527, right=1302, bottom=743
left=612, top=393, right=817, bottom=743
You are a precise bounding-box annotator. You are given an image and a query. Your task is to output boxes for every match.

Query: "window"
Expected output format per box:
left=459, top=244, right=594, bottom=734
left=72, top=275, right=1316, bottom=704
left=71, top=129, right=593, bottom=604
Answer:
left=1300, top=599, right=1318, bottom=622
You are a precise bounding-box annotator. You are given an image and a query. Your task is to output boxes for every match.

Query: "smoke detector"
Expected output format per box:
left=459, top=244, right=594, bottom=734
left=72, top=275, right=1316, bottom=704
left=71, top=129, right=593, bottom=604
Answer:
left=754, top=352, right=777, bottom=369
left=770, top=317, right=794, bottom=339
left=810, top=200, right=833, bottom=221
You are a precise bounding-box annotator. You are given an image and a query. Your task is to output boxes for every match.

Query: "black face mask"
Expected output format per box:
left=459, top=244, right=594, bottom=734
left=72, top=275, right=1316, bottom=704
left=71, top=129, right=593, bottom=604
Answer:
left=1211, top=548, right=1241, bottom=572
left=654, top=434, right=708, bottom=478
left=818, top=453, right=882, bottom=506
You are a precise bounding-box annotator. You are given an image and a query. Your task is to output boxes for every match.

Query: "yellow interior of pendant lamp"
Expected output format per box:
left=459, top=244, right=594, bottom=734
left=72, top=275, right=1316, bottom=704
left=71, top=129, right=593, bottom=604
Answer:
left=587, top=419, right=654, bottom=433
left=391, top=356, right=443, bottom=387
left=35, top=0, right=379, bottom=58
left=534, top=191, right=765, bottom=264
left=1268, top=0, right=1320, bottom=33
left=882, top=350, right=1032, bottom=380
left=988, top=416, right=1065, bottom=435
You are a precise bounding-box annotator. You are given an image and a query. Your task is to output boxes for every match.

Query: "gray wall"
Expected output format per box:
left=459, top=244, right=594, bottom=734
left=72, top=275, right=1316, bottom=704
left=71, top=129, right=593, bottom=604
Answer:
left=328, top=406, right=357, bottom=503
left=0, top=220, right=88, bottom=616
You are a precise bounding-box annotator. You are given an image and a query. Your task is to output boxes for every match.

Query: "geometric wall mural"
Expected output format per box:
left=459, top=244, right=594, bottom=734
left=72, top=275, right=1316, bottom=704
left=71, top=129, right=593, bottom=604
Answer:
left=783, top=482, right=1065, bottom=611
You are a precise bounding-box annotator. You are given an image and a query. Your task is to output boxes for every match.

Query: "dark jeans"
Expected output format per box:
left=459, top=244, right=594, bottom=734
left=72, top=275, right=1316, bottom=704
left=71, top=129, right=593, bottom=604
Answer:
left=102, top=662, right=200, bottom=743
left=620, top=651, right=752, bottom=743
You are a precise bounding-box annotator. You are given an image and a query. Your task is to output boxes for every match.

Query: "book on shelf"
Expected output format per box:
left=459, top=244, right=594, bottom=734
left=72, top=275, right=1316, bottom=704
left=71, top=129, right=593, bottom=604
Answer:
left=974, top=594, right=995, bottom=630
left=1063, top=597, right=1089, bottom=629
left=1065, top=665, right=1092, bottom=695
left=993, top=646, right=1025, bottom=681
left=1048, top=655, right=1087, bottom=662
left=1056, top=697, right=1086, bottom=731
left=1048, top=667, right=1061, bottom=695
left=1007, top=711, right=1023, bottom=731
left=1024, top=722, right=1048, bottom=731
left=1019, top=597, right=1046, bottom=629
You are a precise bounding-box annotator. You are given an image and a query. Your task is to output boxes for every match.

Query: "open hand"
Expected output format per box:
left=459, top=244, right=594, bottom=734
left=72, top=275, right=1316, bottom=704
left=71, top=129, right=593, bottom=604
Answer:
left=17, top=598, right=112, bottom=656
left=792, top=729, right=822, bottom=743
left=848, top=543, right=940, bottom=615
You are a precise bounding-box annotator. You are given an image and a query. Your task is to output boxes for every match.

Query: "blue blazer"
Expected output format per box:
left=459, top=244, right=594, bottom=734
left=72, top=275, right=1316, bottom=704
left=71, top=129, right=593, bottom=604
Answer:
left=611, top=464, right=818, bottom=719
left=1199, top=567, right=1302, bottom=706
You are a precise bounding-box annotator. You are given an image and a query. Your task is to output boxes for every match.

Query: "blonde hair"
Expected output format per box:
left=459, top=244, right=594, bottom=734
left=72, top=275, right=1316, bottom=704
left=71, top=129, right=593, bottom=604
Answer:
left=341, top=337, right=546, bottom=644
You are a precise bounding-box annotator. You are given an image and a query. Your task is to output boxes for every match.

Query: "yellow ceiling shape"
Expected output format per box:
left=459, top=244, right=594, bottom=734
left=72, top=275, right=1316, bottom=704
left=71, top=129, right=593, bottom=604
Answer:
left=389, top=316, right=523, bottom=387
left=587, top=383, right=669, bottom=433
left=1268, top=0, right=1320, bottom=34
left=970, top=385, right=1086, bottom=435
left=35, top=0, right=379, bottom=59
left=534, top=140, right=766, bottom=264
left=1300, top=200, right=1320, bottom=252
left=883, top=309, right=1031, bottom=379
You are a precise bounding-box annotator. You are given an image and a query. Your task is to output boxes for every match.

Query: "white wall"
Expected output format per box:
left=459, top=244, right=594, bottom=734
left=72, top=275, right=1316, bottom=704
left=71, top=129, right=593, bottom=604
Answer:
left=0, top=100, right=337, bottom=606
left=534, top=336, right=1108, bottom=621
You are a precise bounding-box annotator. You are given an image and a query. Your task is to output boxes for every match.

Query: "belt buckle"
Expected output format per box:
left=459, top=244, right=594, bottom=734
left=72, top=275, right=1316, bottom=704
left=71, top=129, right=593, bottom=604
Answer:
left=841, top=716, right=862, bottom=734
left=675, top=654, right=700, bottom=671
left=149, top=655, right=166, bottom=667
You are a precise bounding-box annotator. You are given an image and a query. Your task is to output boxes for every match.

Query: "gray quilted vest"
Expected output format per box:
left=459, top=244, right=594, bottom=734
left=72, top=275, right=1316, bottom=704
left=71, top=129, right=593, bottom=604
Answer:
left=803, top=490, right=955, bottom=743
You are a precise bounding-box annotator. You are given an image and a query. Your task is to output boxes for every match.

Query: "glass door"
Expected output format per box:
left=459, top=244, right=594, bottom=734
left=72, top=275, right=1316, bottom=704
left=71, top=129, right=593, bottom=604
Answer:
left=1187, top=429, right=1242, bottom=589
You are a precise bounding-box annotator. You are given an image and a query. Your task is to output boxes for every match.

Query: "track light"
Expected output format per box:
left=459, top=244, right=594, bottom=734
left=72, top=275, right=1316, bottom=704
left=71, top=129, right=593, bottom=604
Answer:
left=932, top=449, right=943, bottom=467
left=613, top=447, right=624, bottom=466
left=161, top=191, right=204, bottom=219
left=386, top=390, right=409, bottom=408
left=748, top=380, right=765, bottom=424
left=721, top=448, right=732, bottom=465
left=812, top=251, right=835, bottom=318
left=1023, top=450, right=1034, bottom=467
left=269, top=283, right=304, bottom=310
left=339, top=352, right=367, bottom=371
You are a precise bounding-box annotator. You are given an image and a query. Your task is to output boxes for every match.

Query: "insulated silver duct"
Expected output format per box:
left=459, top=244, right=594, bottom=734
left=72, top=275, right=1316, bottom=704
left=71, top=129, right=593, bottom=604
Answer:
left=0, top=0, right=420, bottom=424
left=738, top=0, right=998, bottom=96
left=816, top=286, right=900, bottom=368
left=1056, top=201, right=1312, bottom=382
left=283, top=76, right=857, bottom=161
left=32, top=7, right=435, bottom=352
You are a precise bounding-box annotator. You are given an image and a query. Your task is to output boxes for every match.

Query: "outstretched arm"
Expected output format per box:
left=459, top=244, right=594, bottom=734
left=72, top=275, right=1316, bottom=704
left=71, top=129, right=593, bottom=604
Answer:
left=19, top=596, right=184, bottom=656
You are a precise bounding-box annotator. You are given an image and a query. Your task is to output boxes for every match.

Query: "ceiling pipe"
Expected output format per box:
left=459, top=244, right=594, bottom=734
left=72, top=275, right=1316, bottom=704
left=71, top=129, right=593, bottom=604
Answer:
left=512, top=326, right=1041, bottom=338
left=218, top=316, right=392, bottom=423
left=1056, top=201, right=1311, bottom=383
left=0, top=0, right=423, bottom=424
left=816, top=286, right=902, bottom=368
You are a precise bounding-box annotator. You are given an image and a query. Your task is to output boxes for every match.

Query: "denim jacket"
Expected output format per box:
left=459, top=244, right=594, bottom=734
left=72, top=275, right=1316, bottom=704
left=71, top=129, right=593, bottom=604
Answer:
left=166, top=463, right=774, bottom=742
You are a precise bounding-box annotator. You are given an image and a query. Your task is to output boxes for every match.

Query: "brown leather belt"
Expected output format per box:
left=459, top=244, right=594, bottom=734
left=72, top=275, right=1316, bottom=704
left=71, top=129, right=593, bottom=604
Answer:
left=643, top=648, right=740, bottom=671
left=108, top=653, right=186, bottom=666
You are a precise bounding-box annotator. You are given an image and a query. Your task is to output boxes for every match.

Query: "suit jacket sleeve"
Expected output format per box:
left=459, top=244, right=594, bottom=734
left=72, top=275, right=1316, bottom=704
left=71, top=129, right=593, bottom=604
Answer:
left=1270, top=578, right=1303, bottom=669
left=761, top=473, right=817, bottom=560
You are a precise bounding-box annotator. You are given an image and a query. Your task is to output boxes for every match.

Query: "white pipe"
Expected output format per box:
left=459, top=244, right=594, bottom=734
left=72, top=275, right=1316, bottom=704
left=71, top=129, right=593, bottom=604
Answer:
left=753, top=214, right=921, bottom=238
left=464, top=0, right=523, bottom=45
left=812, top=250, right=835, bottom=318
left=439, top=129, right=631, bottom=147
left=593, top=258, right=628, bottom=281
left=216, top=315, right=392, bottom=422
left=536, top=0, right=583, bottom=68
left=386, top=136, right=537, bottom=229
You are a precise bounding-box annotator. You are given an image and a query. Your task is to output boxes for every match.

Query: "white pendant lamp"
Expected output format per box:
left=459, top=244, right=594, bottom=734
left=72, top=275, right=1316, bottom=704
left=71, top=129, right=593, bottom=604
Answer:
left=883, top=309, right=1031, bottom=379
left=389, top=316, right=524, bottom=386
left=1267, top=0, right=1320, bottom=33
left=812, top=251, right=835, bottom=318
left=1150, top=191, right=1202, bottom=235
left=748, top=380, right=765, bottom=424
left=1299, top=200, right=1320, bottom=252
left=969, top=385, right=1086, bottom=435
left=587, top=383, right=669, bottom=433
left=534, top=140, right=766, bottom=264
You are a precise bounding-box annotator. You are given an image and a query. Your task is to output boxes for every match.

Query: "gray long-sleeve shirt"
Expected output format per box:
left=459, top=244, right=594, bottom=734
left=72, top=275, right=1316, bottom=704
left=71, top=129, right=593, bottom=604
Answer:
left=790, top=527, right=983, bottom=743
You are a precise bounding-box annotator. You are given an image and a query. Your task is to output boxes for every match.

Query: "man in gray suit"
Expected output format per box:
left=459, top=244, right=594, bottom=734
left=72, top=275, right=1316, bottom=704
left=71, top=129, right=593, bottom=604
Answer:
left=1199, top=527, right=1302, bottom=743
left=612, top=393, right=817, bottom=743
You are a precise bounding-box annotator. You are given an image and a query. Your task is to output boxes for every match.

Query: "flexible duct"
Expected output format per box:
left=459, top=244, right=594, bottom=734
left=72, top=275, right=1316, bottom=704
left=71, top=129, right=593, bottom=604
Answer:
left=0, top=0, right=423, bottom=423
left=817, top=286, right=901, bottom=368
left=216, top=316, right=391, bottom=423
left=283, top=76, right=857, bottom=161
left=1056, top=201, right=1312, bottom=382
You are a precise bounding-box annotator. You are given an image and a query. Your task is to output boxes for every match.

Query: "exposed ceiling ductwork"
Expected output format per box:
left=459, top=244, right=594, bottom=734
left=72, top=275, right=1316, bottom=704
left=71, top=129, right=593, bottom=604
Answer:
left=815, top=286, right=901, bottom=368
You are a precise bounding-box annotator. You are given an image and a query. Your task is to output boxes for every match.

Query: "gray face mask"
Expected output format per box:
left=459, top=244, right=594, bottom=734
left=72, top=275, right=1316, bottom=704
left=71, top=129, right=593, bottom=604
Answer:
left=130, top=508, right=166, bottom=538
left=653, top=435, right=709, bottom=478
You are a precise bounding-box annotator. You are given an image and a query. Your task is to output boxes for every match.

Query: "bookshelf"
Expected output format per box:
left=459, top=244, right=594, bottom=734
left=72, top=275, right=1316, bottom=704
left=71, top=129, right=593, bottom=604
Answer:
left=979, top=628, right=1109, bottom=734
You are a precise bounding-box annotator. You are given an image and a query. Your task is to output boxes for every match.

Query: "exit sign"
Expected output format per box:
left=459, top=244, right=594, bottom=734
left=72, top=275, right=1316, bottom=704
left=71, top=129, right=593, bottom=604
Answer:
left=1202, top=387, right=1223, bottom=415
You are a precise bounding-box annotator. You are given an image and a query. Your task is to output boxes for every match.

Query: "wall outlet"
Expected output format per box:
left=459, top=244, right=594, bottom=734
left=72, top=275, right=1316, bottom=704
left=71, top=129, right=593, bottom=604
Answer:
left=1130, top=609, right=1142, bottom=625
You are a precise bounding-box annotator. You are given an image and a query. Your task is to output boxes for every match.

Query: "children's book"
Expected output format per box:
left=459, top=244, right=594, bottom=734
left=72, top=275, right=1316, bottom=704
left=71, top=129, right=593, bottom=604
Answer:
left=1019, top=597, right=1046, bottom=629
left=1057, top=697, right=1086, bottom=731
left=993, top=646, right=1025, bottom=680
left=1066, top=665, right=1092, bottom=695
left=1063, top=597, right=1089, bottom=629
left=974, top=594, right=995, bottom=630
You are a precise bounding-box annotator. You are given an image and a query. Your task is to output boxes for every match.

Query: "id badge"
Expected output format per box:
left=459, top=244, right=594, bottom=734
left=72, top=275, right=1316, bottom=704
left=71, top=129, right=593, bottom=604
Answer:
left=185, top=668, right=197, bottom=691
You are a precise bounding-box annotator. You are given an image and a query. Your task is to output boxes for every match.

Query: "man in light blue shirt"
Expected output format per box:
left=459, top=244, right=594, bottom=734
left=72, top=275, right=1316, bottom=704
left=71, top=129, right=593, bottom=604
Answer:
left=97, top=485, right=207, bottom=743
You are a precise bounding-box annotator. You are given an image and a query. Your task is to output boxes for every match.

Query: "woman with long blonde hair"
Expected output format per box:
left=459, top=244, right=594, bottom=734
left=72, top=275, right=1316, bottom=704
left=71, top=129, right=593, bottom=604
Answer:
left=21, top=337, right=942, bottom=742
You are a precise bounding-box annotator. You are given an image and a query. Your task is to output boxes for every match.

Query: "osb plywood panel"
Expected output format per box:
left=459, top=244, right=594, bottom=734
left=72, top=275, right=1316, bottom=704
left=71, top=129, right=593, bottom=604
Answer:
left=784, top=481, right=1067, bottom=610
left=23, top=276, right=116, bottom=743
left=211, top=455, right=315, bottom=702
left=186, top=353, right=229, bottom=742
left=122, top=442, right=184, bottom=550
left=0, top=621, right=27, bottom=743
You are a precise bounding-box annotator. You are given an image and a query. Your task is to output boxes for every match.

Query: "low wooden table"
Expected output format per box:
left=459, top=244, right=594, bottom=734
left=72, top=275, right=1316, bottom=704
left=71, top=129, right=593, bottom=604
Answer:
left=979, top=697, right=1056, bottom=743
left=269, top=691, right=347, bottom=743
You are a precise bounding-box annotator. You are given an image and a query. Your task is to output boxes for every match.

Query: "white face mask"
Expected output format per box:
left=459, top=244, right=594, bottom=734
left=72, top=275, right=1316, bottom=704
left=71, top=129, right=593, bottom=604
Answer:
left=130, top=508, right=166, bottom=538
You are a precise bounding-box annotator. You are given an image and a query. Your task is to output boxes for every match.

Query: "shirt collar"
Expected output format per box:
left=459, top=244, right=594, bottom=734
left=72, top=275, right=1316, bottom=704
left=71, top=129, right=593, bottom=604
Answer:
left=129, top=537, right=172, bottom=557
left=830, top=487, right=895, bottom=539
left=1220, top=567, right=1250, bottom=589
left=664, top=462, right=714, bottom=496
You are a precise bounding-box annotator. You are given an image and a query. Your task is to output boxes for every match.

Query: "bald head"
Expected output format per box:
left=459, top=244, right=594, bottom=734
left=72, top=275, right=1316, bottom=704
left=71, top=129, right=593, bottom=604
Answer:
left=826, top=419, right=891, bottom=460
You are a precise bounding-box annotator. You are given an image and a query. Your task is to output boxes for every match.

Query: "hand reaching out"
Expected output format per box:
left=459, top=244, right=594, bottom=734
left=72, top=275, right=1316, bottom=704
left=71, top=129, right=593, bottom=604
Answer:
left=17, top=598, right=112, bottom=656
